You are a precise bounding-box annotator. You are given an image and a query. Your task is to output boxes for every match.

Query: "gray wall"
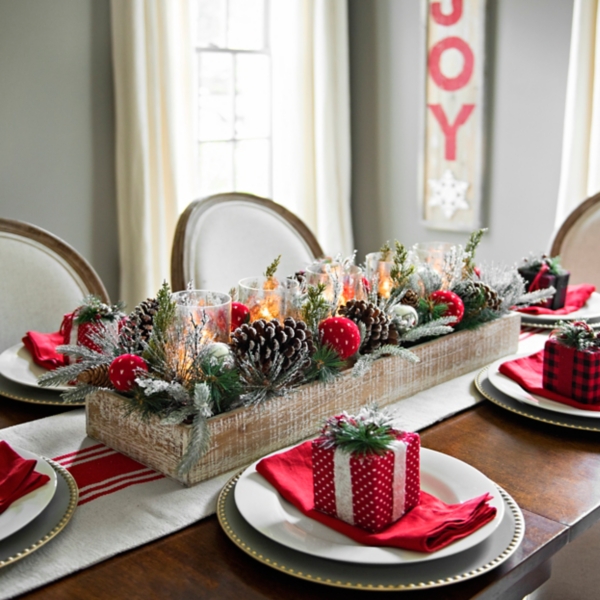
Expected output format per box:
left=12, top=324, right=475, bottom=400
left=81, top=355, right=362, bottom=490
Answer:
left=349, top=0, right=574, bottom=266
left=0, top=0, right=119, bottom=300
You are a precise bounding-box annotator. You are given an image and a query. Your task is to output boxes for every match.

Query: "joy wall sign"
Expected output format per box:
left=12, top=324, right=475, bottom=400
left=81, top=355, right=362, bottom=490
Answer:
left=422, top=0, right=486, bottom=231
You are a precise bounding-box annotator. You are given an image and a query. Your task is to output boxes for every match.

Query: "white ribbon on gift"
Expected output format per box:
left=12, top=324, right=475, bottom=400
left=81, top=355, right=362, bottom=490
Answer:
left=332, top=439, right=408, bottom=525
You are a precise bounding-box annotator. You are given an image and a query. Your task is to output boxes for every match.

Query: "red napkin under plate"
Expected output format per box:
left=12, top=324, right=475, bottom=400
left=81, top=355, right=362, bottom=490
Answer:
left=499, top=351, right=600, bottom=412
left=255, top=441, right=497, bottom=553
left=517, top=284, right=596, bottom=316
left=0, top=441, right=51, bottom=514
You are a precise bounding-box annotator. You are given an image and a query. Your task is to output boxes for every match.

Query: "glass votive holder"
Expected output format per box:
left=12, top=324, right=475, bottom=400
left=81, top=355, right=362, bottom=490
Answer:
left=341, top=265, right=367, bottom=304
left=414, top=242, right=455, bottom=288
left=305, top=262, right=341, bottom=305
left=171, top=290, right=231, bottom=343
left=238, top=276, right=286, bottom=322
left=365, top=252, right=394, bottom=299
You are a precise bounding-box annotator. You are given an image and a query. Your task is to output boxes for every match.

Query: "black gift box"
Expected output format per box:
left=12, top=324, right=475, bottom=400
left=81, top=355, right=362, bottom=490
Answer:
left=517, top=267, right=570, bottom=310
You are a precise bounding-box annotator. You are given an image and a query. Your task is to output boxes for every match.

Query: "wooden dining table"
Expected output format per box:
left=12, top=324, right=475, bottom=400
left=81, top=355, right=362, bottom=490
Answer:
left=2, top=372, right=600, bottom=600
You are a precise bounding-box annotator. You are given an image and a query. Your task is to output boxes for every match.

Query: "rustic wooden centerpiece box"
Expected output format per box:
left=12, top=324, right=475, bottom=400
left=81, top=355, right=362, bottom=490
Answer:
left=86, top=312, right=520, bottom=485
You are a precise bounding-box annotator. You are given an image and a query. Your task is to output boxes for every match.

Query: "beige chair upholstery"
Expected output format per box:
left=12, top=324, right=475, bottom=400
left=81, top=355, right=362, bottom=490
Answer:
left=171, top=193, right=324, bottom=292
left=0, top=219, right=109, bottom=354
left=550, top=191, right=600, bottom=288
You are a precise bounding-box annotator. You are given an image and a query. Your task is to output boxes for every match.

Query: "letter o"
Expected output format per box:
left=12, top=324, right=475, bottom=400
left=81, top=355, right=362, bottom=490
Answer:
left=428, top=36, right=474, bottom=91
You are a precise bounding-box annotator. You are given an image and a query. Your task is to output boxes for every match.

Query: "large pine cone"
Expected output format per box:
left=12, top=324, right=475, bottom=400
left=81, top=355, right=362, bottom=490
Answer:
left=400, top=289, right=419, bottom=308
left=230, top=317, right=315, bottom=374
left=119, top=298, right=160, bottom=352
left=339, top=299, right=398, bottom=353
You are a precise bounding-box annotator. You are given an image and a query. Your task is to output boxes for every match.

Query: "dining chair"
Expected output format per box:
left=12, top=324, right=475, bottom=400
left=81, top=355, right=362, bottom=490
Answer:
left=550, top=190, right=600, bottom=288
left=0, top=218, right=109, bottom=354
left=171, top=192, right=324, bottom=293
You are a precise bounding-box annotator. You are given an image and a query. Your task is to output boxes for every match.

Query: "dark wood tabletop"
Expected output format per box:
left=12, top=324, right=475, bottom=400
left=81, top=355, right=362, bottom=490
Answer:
left=2, top=389, right=600, bottom=600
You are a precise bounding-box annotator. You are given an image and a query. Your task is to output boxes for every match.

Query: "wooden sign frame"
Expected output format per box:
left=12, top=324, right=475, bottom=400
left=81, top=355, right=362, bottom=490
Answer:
left=420, top=0, right=487, bottom=231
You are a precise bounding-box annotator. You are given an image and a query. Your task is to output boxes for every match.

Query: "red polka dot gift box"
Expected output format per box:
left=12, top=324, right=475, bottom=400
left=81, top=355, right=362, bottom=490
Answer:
left=312, top=407, right=420, bottom=533
left=542, top=321, right=600, bottom=405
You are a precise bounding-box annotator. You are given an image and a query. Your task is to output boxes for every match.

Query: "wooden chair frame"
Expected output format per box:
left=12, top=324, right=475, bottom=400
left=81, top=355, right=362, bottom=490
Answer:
left=0, top=218, right=110, bottom=303
left=550, top=190, right=600, bottom=257
left=171, top=193, right=324, bottom=292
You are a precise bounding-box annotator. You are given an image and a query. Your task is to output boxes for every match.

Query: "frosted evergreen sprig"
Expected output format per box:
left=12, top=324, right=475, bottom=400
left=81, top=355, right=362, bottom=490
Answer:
left=552, top=321, right=598, bottom=350
left=463, top=228, right=487, bottom=277
left=317, top=406, right=398, bottom=456
left=75, top=295, right=125, bottom=325
left=417, top=264, right=443, bottom=296
left=352, top=344, right=419, bottom=378
left=397, top=317, right=455, bottom=343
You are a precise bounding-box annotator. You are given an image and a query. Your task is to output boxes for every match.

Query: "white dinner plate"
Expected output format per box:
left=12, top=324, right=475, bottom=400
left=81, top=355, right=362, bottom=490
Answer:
left=0, top=447, right=58, bottom=541
left=234, top=447, right=505, bottom=565
left=488, top=356, right=600, bottom=419
left=0, top=343, right=71, bottom=392
left=517, top=291, right=600, bottom=325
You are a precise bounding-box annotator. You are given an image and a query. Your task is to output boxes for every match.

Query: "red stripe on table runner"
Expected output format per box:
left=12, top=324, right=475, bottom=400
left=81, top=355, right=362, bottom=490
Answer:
left=53, top=444, right=164, bottom=505
left=519, top=328, right=545, bottom=341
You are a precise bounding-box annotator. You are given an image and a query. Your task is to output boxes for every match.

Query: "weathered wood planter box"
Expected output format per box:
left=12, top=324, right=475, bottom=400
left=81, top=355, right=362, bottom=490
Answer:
left=86, top=313, right=520, bottom=485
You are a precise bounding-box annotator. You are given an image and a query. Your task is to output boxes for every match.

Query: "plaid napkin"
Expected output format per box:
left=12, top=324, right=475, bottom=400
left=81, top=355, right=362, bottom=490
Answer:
left=0, top=441, right=50, bottom=513
left=256, top=441, right=497, bottom=553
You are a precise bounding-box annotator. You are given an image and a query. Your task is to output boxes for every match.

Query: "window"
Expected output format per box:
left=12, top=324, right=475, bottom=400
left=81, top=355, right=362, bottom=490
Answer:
left=195, top=0, right=271, bottom=199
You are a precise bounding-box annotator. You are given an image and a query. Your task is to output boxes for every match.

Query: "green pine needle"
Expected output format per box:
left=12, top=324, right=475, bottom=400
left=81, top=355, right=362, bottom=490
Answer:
left=379, top=241, right=392, bottom=261
left=264, top=255, right=281, bottom=280
left=462, top=228, right=487, bottom=277
left=305, top=343, right=346, bottom=383
left=75, top=295, right=125, bottom=324
left=301, top=283, right=330, bottom=335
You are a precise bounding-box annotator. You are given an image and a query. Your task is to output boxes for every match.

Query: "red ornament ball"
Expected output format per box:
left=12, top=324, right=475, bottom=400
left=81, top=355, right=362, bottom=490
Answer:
left=231, top=302, right=250, bottom=331
left=429, top=290, right=465, bottom=325
left=318, top=316, right=361, bottom=360
left=109, top=354, right=149, bottom=392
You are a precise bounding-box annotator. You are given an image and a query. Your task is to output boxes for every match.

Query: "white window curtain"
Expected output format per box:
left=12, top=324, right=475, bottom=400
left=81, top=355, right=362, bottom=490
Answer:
left=111, top=0, right=195, bottom=309
left=555, top=0, right=600, bottom=229
left=271, top=0, right=354, bottom=258
left=111, top=0, right=353, bottom=308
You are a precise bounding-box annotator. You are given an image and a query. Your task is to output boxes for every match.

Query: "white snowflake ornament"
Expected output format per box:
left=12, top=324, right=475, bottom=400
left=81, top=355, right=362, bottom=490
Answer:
left=428, top=169, right=469, bottom=219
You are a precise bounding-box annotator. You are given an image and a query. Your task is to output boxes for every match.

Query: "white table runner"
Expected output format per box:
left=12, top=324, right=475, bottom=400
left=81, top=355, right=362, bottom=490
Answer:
left=0, top=331, right=546, bottom=599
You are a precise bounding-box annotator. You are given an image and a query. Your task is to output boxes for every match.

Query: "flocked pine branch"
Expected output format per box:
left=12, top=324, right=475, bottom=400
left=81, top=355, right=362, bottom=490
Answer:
left=417, top=264, right=443, bottom=295
left=352, top=344, right=419, bottom=378
left=397, top=316, right=455, bottom=343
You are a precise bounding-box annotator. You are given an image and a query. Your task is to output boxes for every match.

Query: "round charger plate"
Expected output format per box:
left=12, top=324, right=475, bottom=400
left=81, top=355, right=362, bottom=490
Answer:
left=475, top=367, right=600, bottom=432
left=488, top=356, right=600, bottom=419
left=218, top=472, right=524, bottom=591
left=0, top=343, right=72, bottom=392
left=234, top=448, right=505, bottom=565
left=517, top=292, right=600, bottom=327
left=0, top=458, right=78, bottom=568
left=0, top=448, right=57, bottom=541
left=0, top=373, right=83, bottom=406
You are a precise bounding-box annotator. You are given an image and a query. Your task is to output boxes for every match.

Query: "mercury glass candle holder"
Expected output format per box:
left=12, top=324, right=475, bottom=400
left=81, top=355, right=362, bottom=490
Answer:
left=238, top=276, right=286, bottom=322
left=171, top=290, right=231, bottom=343
left=365, top=252, right=394, bottom=299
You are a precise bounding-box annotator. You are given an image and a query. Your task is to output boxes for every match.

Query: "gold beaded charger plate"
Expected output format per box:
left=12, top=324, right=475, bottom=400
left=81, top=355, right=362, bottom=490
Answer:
left=0, top=458, right=78, bottom=569
left=476, top=366, right=600, bottom=432
left=0, top=373, right=83, bottom=406
left=0, top=343, right=71, bottom=392
left=234, top=448, right=505, bottom=565
left=516, top=292, right=600, bottom=328
left=217, top=472, right=524, bottom=591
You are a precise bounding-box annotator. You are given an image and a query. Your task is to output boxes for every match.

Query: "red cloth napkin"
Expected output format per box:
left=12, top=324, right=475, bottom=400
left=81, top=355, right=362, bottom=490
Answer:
left=255, top=441, right=497, bottom=553
left=517, top=284, right=596, bottom=315
left=0, top=441, right=51, bottom=514
left=22, top=331, right=68, bottom=370
left=499, top=350, right=600, bottom=412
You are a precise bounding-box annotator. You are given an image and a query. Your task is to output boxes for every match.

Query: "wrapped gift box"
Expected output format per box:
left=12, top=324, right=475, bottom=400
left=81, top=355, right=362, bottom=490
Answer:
left=312, top=431, right=420, bottom=532
left=543, top=338, right=600, bottom=404
left=86, top=312, right=520, bottom=486
left=517, top=267, right=570, bottom=310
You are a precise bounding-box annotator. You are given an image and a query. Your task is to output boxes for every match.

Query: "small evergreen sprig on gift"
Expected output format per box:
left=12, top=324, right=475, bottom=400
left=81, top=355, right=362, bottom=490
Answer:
left=521, top=253, right=567, bottom=276
left=75, top=295, right=125, bottom=324
left=316, top=406, right=398, bottom=456
left=552, top=321, right=599, bottom=351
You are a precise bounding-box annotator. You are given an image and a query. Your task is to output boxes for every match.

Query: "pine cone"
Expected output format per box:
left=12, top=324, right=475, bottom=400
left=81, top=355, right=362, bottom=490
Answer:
left=77, top=363, right=111, bottom=387
left=400, top=289, right=419, bottom=308
left=339, top=300, right=398, bottom=354
left=119, top=298, right=160, bottom=352
left=453, top=281, right=502, bottom=312
left=230, top=317, right=316, bottom=374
